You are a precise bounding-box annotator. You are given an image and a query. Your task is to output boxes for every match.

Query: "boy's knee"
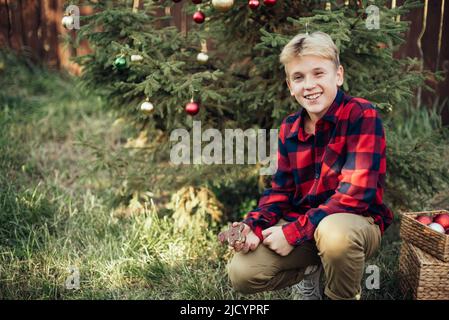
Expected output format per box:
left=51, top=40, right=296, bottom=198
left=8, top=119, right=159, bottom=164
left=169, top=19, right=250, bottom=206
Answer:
left=227, top=254, right=271, bottom=294
left=314, top=215, right=360, bottom=262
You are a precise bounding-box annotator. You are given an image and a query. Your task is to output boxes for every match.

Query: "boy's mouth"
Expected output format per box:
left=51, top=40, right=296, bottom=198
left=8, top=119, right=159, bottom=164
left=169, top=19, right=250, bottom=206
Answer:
left=304, top=92, right=323, bottom=101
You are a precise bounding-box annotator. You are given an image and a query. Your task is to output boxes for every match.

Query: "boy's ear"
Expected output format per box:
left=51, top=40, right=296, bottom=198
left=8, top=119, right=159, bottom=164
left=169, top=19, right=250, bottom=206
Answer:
left=336, top=65, right=344, bottom=86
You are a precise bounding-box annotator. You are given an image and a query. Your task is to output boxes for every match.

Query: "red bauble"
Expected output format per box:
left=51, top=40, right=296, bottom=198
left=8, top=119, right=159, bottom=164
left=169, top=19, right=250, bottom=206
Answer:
left=185, top=101, right=200, bottom=115
left=248, top=0, right=259, bottom=9
left=416, top=215, right=432, bottom=225
left=193, top=11, right=205, bottom=24
left=263, top=0, right=276, bottom=6
left=433, top=214, right=449, bottom=229
left=192, top=0, right=202, bottom=3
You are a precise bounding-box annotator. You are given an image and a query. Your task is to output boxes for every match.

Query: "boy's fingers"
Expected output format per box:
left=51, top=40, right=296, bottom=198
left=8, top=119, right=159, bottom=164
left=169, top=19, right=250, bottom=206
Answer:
left=262, top=229, right=272, bottom=239
left=234, top=240, right=243, bottom=251
left=263, top=238, right=270, bottom=246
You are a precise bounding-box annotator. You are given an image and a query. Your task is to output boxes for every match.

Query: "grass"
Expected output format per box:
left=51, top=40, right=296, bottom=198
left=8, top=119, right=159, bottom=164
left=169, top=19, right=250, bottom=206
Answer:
left=0, top=50, right=423, bottom=300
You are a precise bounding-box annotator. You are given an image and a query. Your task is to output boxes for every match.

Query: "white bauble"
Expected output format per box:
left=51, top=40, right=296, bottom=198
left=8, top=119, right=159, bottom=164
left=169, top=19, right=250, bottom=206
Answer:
left=62, top=15, right=74, bottom=29
left=429, top=222, right=445, bottom=233
left=197, top=52, right=209, bottom=64
left=131, top=54, right=143, bottom=62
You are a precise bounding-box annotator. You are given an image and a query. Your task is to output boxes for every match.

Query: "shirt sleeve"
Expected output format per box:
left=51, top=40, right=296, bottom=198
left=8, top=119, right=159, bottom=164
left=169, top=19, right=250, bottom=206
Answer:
left=242, top=120, right=296, bottom=241
left=282, top=107, right=386, bottom=246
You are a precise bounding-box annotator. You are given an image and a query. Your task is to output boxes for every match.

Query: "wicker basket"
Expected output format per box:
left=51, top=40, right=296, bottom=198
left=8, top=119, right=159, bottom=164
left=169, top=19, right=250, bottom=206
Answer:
left=399, top=241, right=449, bottom=300
left=399, top=210, right=449, bottom=262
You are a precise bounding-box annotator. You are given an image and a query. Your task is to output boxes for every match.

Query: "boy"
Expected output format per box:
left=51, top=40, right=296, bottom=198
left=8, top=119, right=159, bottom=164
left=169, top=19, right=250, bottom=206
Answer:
left=225, top=31, right=393, bottom=300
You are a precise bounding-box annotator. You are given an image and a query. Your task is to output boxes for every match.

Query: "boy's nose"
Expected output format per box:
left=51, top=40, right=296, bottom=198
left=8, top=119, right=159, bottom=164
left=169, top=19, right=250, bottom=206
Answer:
left=303, top=76, right=316, bottom=90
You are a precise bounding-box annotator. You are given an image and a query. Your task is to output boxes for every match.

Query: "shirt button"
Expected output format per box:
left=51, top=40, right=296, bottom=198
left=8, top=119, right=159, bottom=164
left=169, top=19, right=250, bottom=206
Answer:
left=315, top=173, right=320, bottom=179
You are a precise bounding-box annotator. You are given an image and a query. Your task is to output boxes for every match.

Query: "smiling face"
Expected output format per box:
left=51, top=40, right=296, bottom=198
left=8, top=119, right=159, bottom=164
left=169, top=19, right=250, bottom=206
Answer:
left=286, top=55, right=344, bottom=122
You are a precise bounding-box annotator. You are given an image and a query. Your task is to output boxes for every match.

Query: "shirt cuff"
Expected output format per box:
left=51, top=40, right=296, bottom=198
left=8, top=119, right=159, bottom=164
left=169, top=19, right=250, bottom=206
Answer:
left=282, top=221, right=302, bottom=246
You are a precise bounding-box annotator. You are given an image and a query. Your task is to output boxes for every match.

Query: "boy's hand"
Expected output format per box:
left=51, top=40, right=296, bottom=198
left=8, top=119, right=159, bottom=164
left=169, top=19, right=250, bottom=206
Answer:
left=230, top=222, right=261, bottom=254
left=262, top=226, right=294, bottom=256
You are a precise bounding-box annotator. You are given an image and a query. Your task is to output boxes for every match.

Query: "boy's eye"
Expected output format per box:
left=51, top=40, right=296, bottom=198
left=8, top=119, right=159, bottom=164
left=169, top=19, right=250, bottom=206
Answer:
left=294, top=75, right=303, bottom=80
left=315, top=72, right=324, bottom=76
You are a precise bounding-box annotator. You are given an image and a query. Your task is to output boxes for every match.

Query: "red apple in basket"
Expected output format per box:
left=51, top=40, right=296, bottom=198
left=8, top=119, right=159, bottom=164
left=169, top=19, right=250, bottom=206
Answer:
left=433, top=214, right=449, bottom=229
left=415, top=215, right=432, bottom=225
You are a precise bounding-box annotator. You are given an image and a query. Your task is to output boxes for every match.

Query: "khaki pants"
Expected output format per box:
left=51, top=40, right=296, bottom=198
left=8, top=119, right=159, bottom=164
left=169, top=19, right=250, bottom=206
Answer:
left=227, top=213, right=381, bottom=300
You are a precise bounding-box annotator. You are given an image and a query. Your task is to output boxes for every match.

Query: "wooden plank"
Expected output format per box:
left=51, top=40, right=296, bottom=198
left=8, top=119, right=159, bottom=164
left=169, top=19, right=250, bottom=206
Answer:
left=422, top=0, right=441, bottom=72
left=0, top=0, right=12, bottom=47
left=438, top=0, right=449, bottom=125
left=172, top=1, right=183, bottom=31
left=395, top=0, right=423, bottom=59
left=8, top=0, right=25, bottom=51
left=20, top=0, right=41, bottom=62
left=43, top=0, right=61, bottom=68
left=418, top=0, right=441, bottom=108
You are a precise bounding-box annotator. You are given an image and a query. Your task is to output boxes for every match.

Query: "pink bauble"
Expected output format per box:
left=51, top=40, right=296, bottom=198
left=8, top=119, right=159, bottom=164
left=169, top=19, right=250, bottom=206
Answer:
left=193, top=11, right=205, bottom=24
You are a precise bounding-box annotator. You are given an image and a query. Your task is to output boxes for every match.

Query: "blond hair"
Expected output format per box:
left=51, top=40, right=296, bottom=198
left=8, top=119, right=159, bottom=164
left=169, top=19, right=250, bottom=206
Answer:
left=279, top=31, right=340, bottom=73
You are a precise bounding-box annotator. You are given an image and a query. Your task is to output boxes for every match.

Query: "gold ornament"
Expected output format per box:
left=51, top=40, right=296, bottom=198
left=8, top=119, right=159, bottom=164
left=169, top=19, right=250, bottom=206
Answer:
left=140, top=100, right=154, bottom=115
left=212, top=0, right=234, bottom=12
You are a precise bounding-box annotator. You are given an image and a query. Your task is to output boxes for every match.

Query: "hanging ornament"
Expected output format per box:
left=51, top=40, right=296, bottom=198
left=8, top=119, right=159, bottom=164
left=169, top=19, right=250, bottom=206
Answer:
left=197, top=39, right=209, bottom=64
left=140, top=99, right=155, bottom=115
left=192, top=0, right=202, bottom=3
left=185, top=99, right=200, bottom=116
left=131, top=54, right=144, bottom=62
left=113, top=55, right=127, bottom=70
left=61, top=14, right=75, bottom=29
left=212, top=0, right=234, bottom=12
left=197, top=52, right=209, bottom=64
left=263, top=0, right=276, bottom=6
left=193, top=11, right=205, bottom=24
left=248, top=0, right=260, bottom=9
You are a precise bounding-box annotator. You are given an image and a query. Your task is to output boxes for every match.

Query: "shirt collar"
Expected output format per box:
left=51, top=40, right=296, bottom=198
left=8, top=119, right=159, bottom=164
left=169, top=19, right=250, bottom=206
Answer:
left=286, top=88, right=345, bottom=141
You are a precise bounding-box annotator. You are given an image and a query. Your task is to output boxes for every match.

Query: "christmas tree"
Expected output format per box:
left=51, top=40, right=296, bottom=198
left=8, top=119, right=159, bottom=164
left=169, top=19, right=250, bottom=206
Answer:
left=69, top=0, right=449, bottom=221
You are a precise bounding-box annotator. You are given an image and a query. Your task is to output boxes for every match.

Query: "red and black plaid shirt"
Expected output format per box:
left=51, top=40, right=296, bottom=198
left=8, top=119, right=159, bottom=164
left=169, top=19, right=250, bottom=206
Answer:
left=243, top=89, right=394, bottom=246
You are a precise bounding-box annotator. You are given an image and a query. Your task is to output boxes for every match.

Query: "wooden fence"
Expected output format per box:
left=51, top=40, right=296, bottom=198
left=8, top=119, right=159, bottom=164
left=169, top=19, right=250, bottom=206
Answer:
left=1, top=0, right=448, bottom=123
